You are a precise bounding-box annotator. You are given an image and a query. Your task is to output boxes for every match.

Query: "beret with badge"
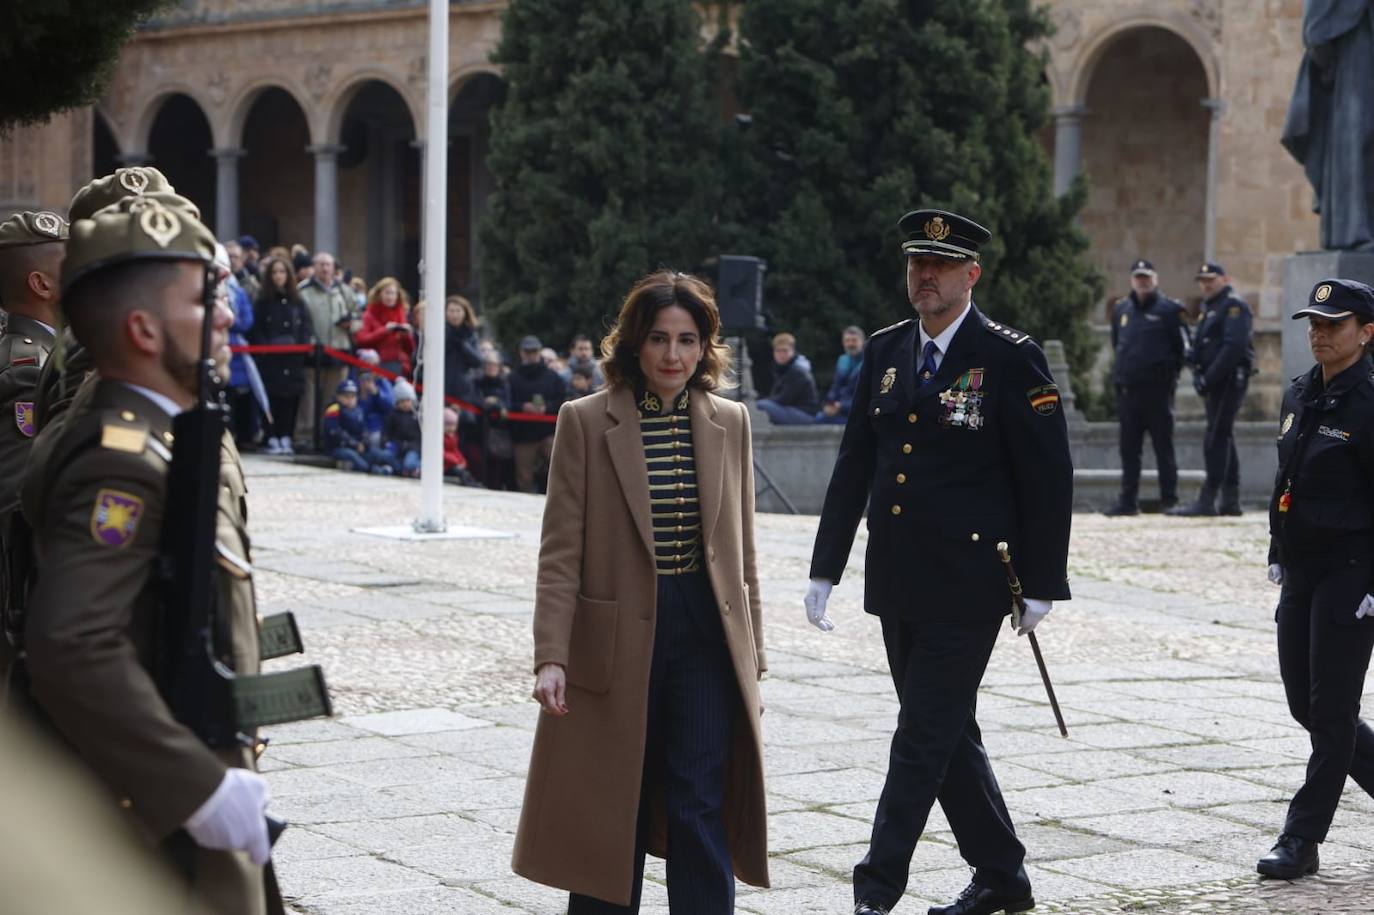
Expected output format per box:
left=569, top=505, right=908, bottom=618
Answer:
left=899, top=209, right=991, bottom=261
left=62, top=195, right=217, bottom=293
left=68, top=166, right=180, bottom=222
left=1292, top=278, right=1374, bottom=322
left=0, top=210, right=69, bottom=250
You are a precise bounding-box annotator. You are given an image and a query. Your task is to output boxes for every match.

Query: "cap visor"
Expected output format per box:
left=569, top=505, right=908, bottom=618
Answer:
left=902, top=242, right=974, bottom=260
left=1131, top=270, right=1157, bottom=277
left=1292, top=306, right=1354, bottom=320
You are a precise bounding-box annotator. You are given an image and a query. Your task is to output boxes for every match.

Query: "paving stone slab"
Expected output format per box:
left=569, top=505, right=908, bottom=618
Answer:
left=341, top=707, right=495, bottom=736
left=1044, top=847, right=1239, bottom=889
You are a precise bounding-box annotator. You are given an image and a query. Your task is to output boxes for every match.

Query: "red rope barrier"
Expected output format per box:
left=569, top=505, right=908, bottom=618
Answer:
left=230, top=343, right=558, bottom=424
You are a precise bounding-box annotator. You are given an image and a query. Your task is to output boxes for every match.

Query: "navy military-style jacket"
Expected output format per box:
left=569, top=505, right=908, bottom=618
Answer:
left=1110, top=290, right=1190, bottom=385
left=809, top=304, right=1074, bottom=622
left=1191, top=285, right=1254, bottom=389
left=1269, top=355, right=1374, bottom=568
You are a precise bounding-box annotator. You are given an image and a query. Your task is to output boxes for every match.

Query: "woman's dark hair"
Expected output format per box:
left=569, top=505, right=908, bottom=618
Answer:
left=600, top=270, right=734, bottom=391
left=257, top=256, right=301, bottom=304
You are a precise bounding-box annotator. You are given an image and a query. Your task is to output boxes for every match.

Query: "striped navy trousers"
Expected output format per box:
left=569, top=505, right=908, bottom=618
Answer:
left=569, top=571, right=739, bottom=914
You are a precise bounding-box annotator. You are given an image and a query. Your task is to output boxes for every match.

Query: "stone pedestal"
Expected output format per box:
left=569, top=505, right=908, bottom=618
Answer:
left=1280, top=251, right=1374, bottom=381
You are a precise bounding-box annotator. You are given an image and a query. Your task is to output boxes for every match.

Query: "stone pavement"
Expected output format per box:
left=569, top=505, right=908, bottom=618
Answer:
left=244, top=457, right=1374, bottom=914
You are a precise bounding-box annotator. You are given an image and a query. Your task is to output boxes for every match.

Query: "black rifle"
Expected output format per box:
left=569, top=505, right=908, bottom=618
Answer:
left=158, top=265, right=330, bottom=901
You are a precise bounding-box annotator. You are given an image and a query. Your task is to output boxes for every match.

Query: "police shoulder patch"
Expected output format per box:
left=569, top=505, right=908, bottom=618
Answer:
left=90, top=488, right=144, bottom=548
left=870, top=318, right=913, bottom=339
left=1027, top=384, right=1060, bottom=415
left=14, top=402, right=34, bottom=438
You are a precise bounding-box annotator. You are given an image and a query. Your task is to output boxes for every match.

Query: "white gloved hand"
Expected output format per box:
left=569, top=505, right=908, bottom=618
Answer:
left=1016, top=599, right=1051, bottom=636
left=1358, top=594, right=1374, bottom=620
left=1267, top=564, right=1284, bottom=586
left=184, top=768, right=271, bottom=865
left=804, top=578, right=835, bottom=632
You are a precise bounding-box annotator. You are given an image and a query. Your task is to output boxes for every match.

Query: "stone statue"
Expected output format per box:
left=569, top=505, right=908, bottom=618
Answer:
left=1281, top=1, right=1374, bottom=251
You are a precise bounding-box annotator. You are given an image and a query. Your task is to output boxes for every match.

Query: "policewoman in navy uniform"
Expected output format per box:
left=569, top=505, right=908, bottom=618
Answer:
left=1104, top=259, right=1190, bottom=515
left=806, top=210, right=1073, bottom=915
left=1169, top=262, right=1253, bottom=516
left=1259, top=278, right=1374, bottom=880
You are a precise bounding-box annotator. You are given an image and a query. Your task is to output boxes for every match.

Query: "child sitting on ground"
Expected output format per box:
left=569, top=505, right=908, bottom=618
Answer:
left=323, top=379, right=398, bottom=475
left=443, top=407, right=479, bottom=486
left=384, top=380, right=422, bottom=477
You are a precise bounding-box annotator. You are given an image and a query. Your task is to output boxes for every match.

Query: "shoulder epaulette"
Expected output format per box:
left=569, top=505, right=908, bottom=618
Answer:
left=983, top=319, right=1032, bottom=346
left=870, top=318, right=913, bottom=339
left=97, top=408, right=154, bottom=456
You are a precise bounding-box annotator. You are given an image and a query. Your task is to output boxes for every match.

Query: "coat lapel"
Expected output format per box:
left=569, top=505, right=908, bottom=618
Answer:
left=690, top=391, right=726, bottom=544
left=604, top=386, right=655, bottom=558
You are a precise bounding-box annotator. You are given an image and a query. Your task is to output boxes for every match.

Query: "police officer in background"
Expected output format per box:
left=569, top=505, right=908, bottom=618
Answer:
left=19, top=195, right=272, bottom=915
left=0, top=210, right=66, bottom=678
left=1169, top=262, right=1253, bottom=516
left=1104, top=259, right=1190, bottom=516
left=1259, top=278, right=1374, bottom=881
left=806, top=209, right=1073, bottom=915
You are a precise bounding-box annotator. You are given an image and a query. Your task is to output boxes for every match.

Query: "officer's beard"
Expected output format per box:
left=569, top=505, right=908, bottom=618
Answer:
left=163, top=333, right=201, bottom=399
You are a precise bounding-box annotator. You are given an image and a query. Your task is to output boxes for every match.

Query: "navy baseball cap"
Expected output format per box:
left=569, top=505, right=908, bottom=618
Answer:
left=336, top=379, right=359, bottom=395
left=1130, top=259, right=1156, bottom=277
left=1196, top=261, right=1225, bottom=279
left=237, top=234, right=259, bottom=250
left=1292, top=278, right=1374, bottom=321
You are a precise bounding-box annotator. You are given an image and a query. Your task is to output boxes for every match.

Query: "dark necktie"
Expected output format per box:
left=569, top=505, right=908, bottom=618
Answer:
left=919, top=340, right=940, bottom=386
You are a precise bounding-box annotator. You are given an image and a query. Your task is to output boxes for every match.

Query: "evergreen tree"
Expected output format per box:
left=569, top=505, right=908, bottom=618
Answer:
left=480, top=0, right=725, bottom=347
left=726, top=0, right=1102, bottom=400
left=0, top=1, right=169, bottom=132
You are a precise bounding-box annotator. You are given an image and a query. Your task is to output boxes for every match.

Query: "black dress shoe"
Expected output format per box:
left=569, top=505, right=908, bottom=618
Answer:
left=1166, top=498, right=1216, bottom=517
left=928, top=881, right=1035, bottom=915
left=1257, top=833, right=1319, bottom=878
left=855, top=902, right=890, bottom=915
left=1101, top=500, right=1138, bottom=517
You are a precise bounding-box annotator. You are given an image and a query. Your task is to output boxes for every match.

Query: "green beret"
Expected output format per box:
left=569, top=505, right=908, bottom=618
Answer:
left=63, top=196, right=216, bottom=292
left=67, top=166, right=176, bottom=221
left=0, top=210, right=69, bottom=249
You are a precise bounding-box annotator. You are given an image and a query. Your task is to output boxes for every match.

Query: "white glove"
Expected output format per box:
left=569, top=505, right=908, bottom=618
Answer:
left=1358, top=594, right=1374, bottom=620
left=1016, top=599, right=1051, bottom=636
left=804, top=578, right=835, bottom=632
left=1267, top=564, right=1284, bottom=586
left=184, top=768, right=271, bottom=865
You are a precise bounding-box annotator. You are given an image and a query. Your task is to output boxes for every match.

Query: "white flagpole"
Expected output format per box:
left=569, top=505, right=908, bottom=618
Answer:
left=415, top=0, right=449, bottom=533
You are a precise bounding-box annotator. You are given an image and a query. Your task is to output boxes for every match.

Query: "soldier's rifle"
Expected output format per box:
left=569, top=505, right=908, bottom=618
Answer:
left=157, top=263, right=332, bottom=893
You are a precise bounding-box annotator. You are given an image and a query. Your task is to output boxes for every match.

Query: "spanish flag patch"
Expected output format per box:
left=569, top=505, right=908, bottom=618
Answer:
left=1027, top=384, right=1060, bottom=416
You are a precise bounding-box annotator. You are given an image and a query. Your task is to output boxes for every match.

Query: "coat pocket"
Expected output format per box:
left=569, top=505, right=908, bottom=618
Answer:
left=566, top=593, right=619, bottom=694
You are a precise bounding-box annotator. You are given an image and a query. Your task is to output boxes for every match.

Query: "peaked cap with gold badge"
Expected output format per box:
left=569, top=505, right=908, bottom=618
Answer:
left=0, top=210, right=69, bottom=250
left=62, top=196, right=217, bottom=293
left=899, top=209, right=991, bottom=261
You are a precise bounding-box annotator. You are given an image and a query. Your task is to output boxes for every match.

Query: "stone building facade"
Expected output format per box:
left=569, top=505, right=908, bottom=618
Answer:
left=0, top=0, right=1318, bottom=397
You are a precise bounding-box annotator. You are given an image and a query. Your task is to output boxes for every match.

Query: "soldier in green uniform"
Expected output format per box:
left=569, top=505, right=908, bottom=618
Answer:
left=0, top=210, right=67, bottom=677
left=19, top=195, right=272, bottom=915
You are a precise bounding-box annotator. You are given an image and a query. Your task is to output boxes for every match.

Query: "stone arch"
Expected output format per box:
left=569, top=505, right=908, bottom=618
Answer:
left=1074, top=24, right=1212, bottom=307
left=238, top=86, right=315, bottom=250
left=447, top=69, right=506, bottom=305
left=449, top=63, right=503, bottom=104
left=92, top=107, right=121, bottom=180
left=227, top=79, right=316, bottom=148
left=133, top=86, right=215, bottom=155
left=322, top=72, right=421, bottom=147
left=1067, top=13, right=1219, bottom=107
left=145, top=92, right=217, bottom=228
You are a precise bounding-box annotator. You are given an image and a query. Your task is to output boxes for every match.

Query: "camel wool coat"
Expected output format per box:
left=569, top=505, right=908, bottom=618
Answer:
left=512, top=384, right=770, bottom=905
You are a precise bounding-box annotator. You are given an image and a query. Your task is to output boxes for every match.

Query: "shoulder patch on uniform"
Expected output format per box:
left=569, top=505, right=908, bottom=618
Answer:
left=983, top=318, right=1032, bottom=345
left=1027, top=384, right=1060, bottom=415
left=870, top=318, right=913, bottom=339
left=14, top=402, right=34, bottom=437
left=90, top=488, right=144, bottom=548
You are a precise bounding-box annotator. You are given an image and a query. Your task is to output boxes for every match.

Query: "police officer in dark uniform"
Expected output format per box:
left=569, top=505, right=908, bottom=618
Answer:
left=806, top=209, right=1073, bottom=915
left=1104, top=259, right=1190, bottom=515
left=1258, top=278, right=1374, bottom=880
left=0, top=210, right=66, bottom=677
left=1169, top=262, right=1254, bottom=516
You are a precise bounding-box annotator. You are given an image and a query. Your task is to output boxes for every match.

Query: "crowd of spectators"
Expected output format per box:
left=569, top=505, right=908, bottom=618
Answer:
left=223, top=235, right=608, bottom=493
left=757, top=327, right=866, bottom=425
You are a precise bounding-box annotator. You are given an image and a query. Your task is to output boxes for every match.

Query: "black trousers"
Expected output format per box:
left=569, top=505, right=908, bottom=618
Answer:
left=1116, top=382, right=1178, bottom=504
left=853, top=616, right=1028, bottom=908
left=267, top=394, right=300, bottom=442
left=1201, top=375, right=1246, bottom=492
left=569, top=572, right=738, bottom=914
left=1276, top=552, right=1374, bottom=841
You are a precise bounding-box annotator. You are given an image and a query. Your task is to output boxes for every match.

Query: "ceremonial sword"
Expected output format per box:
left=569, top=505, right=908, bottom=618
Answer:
left=996, top=541, right=1068, bottom=737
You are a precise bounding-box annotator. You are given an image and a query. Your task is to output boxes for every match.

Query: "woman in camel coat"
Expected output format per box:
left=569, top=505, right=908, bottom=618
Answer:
left=512, top=271, right=769, bottom=912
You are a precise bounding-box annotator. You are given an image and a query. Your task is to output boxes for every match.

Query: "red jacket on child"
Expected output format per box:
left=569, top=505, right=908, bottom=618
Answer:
left=443, top=430, right=467, bottom=471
